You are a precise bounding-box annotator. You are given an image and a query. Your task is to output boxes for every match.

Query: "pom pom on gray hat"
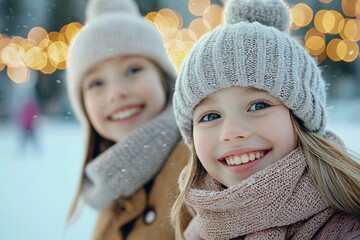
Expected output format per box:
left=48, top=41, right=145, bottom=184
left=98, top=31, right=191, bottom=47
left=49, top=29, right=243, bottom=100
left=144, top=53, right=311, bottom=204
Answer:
left=224, top=0, right=290, bottom=31
left=173, top=0, right=327, bottom=146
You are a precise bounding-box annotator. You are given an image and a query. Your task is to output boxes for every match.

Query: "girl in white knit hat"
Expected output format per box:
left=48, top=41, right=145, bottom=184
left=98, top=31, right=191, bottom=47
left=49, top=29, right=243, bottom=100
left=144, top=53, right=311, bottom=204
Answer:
left=171, top=0, right=360, bottom=239
left=66, top=0, right=191, bottom=239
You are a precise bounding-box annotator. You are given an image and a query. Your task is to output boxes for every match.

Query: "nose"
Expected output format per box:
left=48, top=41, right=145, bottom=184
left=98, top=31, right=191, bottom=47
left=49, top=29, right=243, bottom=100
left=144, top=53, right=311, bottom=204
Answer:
left=109, top=79, right=129, bottom=102
left=219, top=118, right=250, bottom=143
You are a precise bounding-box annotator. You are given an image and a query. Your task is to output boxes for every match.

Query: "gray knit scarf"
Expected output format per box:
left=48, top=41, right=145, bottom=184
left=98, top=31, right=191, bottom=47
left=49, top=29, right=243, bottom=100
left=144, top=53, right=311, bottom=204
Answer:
left=186, top=148, right=336, bottom=239
left=82, top=105, right=181, bottom=210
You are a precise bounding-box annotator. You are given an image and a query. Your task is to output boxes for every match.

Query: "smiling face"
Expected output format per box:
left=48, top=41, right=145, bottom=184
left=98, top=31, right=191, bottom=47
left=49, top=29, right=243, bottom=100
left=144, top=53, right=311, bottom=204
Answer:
left=82, top=56, right=166, bottom=142
left=192, top=86, right=297, bottom=187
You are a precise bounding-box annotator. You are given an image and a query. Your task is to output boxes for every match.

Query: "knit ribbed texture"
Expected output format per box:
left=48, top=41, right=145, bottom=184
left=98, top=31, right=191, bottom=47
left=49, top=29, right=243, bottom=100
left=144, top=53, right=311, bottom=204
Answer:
left=66, top=0, right=176, bottom=128
left=82, top=105, right=180, bottom=210
left=183, top=148, right=333, bottom=239
left=173, top=0, right=327, bottom=145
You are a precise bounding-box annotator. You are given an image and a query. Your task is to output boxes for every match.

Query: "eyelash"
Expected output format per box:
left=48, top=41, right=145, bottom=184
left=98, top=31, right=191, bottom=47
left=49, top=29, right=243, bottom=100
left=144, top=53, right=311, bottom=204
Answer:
left=127, top=66, right=142, bottom=76
left=248, top=101, right=271, bottom=111
left=87, top=79, right=103, bottom=89
left=199, top=112, right=221, bottom=122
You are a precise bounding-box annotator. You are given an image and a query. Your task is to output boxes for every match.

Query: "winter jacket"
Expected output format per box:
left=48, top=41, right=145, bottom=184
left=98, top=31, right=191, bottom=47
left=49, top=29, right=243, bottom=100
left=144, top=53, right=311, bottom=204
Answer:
left=92, top=141, right=190, bottom=240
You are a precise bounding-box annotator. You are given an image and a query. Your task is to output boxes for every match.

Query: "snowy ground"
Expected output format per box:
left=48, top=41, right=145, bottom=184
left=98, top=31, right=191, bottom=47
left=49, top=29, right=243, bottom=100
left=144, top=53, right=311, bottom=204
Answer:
left=0, top=99, right=359, bottom=240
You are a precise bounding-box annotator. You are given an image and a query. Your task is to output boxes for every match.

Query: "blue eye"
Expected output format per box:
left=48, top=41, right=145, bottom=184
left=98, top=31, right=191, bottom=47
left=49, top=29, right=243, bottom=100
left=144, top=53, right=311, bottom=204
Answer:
left=88, top=80, right=103, bottom=89
left=249, top=101, right=270, bottom=111
left=127, top=67, right=141, bottom=76
left=200, top=113, right=221, bottom=122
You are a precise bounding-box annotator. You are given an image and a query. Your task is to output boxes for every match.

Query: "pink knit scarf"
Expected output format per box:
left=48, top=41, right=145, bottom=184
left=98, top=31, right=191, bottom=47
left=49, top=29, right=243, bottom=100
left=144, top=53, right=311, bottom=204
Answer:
left=186, top=148, right=335, bottom=239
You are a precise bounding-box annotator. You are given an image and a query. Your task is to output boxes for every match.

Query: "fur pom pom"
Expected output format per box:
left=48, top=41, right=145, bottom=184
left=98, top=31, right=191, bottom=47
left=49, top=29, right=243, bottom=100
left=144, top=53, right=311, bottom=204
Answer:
left=85, top=0, right=140, bottom=22
left=224, top=0, right=290, bottom=32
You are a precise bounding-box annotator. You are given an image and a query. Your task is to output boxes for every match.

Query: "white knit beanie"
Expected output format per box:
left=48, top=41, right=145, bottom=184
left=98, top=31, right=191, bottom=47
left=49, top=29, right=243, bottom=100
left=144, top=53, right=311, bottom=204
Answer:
left=173, top=0, right=327, bottom=145
left=66, top=0, right=176, bottom=127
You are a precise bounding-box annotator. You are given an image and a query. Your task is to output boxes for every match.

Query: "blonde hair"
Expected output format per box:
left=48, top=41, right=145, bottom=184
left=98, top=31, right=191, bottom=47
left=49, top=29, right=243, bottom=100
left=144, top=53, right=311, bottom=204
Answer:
left=67, top=126, right=114, bottom=224
left=171, top=114, right=360, bottom=239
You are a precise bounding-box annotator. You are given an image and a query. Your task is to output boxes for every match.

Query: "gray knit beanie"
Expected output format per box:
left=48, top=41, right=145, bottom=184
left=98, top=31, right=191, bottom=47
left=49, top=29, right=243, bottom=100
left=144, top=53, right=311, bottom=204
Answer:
left=173, top=0, right=327, bottom=145
left=66, top=0, right=176, bottom=127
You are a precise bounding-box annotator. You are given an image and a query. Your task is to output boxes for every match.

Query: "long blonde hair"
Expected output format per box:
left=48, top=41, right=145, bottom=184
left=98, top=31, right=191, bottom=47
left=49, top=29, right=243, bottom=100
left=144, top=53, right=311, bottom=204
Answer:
left=171, top=114, right=360, bottom=239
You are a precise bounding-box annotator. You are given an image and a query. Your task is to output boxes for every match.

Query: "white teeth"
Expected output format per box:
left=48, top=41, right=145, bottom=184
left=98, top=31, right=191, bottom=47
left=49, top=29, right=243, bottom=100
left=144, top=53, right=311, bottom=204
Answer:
left=111, top=107, right=141, bottom=120
left=241, top=155, right=249, bottom=163
left=234, top=156, right=241, bottom=164
left=224, top=151, right=265, bottom=166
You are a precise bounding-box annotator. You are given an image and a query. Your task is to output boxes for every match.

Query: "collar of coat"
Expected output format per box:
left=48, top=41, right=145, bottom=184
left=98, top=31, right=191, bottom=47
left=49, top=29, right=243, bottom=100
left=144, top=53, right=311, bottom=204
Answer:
left=82, top=104, right=181, bottom=210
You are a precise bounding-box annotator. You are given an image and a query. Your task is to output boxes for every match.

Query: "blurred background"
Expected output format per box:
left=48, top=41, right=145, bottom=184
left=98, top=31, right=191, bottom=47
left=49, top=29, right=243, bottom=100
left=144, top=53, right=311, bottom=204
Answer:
left=0, top=0, right=359, bottom=239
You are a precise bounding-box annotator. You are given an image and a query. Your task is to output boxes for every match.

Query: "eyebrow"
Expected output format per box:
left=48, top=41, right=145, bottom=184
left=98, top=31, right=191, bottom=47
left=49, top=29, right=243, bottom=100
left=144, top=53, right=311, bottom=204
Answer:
left=195, top=96, right=213, bottom=110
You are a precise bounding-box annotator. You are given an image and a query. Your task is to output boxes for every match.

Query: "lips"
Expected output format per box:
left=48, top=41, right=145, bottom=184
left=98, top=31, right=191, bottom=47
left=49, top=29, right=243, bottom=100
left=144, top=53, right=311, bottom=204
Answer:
left=222, top=151, right=266, bottom=166
left=109, top=106, right=142, bottom=121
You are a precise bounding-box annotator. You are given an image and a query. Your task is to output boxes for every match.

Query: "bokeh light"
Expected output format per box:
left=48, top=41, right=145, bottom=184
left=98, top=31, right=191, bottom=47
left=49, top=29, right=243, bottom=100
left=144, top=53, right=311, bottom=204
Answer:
left=188, top=0, right=211, bottom=16
left=1, top=0, right=360, bottom=83
left=290, top=3, right=313, bottom=29
left=0, top=21, right=82, bottom=83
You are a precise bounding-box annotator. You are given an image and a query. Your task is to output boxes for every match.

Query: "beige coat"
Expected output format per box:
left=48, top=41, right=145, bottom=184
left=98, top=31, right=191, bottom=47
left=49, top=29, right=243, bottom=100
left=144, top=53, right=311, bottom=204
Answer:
left=92, top=141, right=190, bottom=240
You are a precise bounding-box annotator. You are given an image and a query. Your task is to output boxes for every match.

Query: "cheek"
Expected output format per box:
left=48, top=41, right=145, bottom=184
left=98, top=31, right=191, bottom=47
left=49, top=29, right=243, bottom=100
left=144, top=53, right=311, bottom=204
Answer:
left=138, top=78, right=166, bottom=103
left=263, top=112, right=297, bottom=155
left=83, top=94, right=104, bottom=123
left=193, top=128, right=214, bottom=166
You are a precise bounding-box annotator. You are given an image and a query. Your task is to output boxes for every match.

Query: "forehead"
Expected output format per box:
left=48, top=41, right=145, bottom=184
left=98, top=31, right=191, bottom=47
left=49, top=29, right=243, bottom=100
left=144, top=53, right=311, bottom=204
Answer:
left=196, top=87, right=268, bottom=107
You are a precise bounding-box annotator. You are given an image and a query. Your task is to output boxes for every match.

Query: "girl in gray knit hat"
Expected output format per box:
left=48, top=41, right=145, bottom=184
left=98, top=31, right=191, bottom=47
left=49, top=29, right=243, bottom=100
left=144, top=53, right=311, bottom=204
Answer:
left=66, top=0, right=191, bottom=239
left=171, top=0, right=360, bottom=239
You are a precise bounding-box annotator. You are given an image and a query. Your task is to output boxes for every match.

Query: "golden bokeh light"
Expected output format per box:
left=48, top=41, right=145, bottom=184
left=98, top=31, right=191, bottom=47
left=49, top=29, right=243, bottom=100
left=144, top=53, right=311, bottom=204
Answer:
left=158, top=8, right=183, bottom=29
left=7, top=65, right=30, bottom=83
left=161, top=27, right=182, bottom=42
left=180, top=28, right=198, bottom=42
left=341, top=0, right=360, bottom=17
left=40, top=60, right=57, bottom=74
left=340, top=19, right=360, bottom=41
left=28, top=27, right=48, bottom=46
left=48, top=31, right=66, bottom=42
left=327, top=10, right=345, bottom=34
left=145, top=11, right=158, bottom=23
left=188, top=0, right=211, bottom=16
left=1, top=43, right=25, bottom=68
left=64, top=22, right=82, bottom=43
left=289, top=3, right=313, bottom=28
left=189, top=18, right=211, bottom=39
left=167, top=39, right=195, bottom=69
left=305, top=27, right=325, bottom=42
left=341, top=40, right=359, bottom=62
left=152, top=11, right=169, bottom=30
left=203, top=4, right=223, bottom=29
left=314, top=10, right=328, bottom=33
left=25, top=47, right=48, bottom=70
left=305, top=36, right=326, bottom=55
left=327, top=38, right=343, bottom=61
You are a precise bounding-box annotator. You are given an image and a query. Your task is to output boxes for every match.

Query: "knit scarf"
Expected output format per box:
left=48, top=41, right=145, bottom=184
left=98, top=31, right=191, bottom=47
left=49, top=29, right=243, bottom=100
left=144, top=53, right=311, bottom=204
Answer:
left=82, top=105, right=181, bottom=210
left=186, top=148, right=336, bottom=240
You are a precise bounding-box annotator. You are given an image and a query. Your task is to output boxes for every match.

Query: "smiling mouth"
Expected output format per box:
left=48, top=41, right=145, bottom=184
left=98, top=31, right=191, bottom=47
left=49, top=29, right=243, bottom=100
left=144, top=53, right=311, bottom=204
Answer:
left=223, top=151, right=266, bottom=166
left=109, top=106, right=142, bottom=121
